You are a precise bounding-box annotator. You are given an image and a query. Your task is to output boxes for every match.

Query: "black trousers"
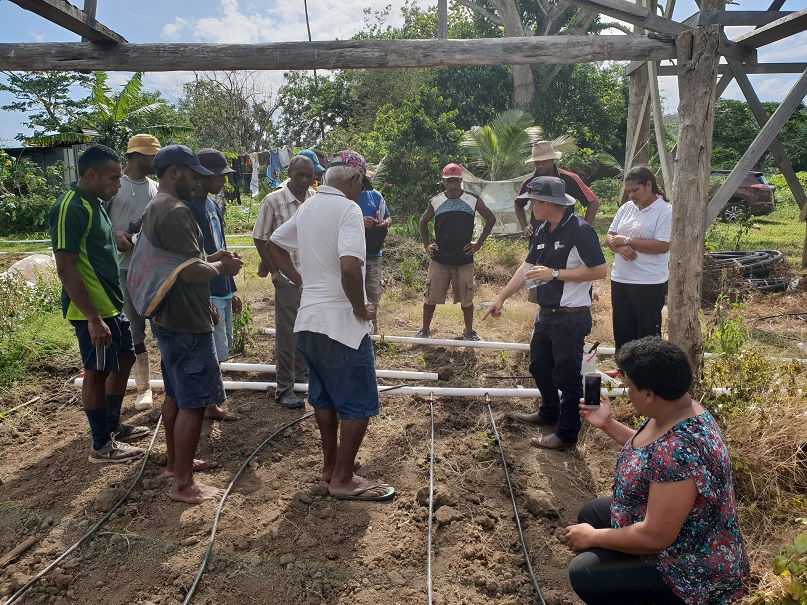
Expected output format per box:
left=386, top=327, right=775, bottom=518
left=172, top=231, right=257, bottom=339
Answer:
left=610, top=281, right=668, bottom=352
left=528, top=309, right=591, bottom=443
left=568, top=497, right=686, bottom=605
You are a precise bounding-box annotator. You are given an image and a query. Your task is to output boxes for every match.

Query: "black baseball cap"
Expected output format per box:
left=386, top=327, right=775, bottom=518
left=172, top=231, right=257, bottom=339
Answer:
left=197, top=148, right=236, bottom=176
left=155, top=144, right=213, bottom=176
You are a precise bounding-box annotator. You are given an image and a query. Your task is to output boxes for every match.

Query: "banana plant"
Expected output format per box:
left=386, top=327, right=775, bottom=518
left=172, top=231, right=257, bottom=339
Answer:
left=27, top=72, right=194, bottom=152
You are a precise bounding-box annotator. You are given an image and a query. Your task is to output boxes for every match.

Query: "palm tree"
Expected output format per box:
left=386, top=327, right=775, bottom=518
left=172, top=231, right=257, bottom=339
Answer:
left=462, top=109, right=543, bottom=181
left=463, top=111, right=580, bottom=181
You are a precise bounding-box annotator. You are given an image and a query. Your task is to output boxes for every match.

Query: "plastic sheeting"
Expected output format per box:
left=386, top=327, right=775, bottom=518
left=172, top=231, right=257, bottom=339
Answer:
left=460, top=166, right=531, bottom=236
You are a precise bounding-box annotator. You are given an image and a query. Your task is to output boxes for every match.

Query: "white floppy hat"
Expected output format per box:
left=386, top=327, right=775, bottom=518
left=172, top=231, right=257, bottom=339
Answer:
left=526, top=140, right=562, bottom=164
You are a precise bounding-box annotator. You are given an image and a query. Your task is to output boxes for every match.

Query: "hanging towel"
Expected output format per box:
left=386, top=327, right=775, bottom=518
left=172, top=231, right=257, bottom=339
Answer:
left=278, top=145, right=293, bottom=168
left=249, top=152, right=260, bottom=197
left=268, top=149, right=282, bottom=187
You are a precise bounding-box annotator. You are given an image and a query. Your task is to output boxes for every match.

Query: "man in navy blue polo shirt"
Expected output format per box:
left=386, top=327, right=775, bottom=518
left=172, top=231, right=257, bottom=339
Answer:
left=484, top=176, right=606, bottom=450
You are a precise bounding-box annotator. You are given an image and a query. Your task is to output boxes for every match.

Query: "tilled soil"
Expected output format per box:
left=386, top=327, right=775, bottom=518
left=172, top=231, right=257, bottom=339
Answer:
left=0, top=330, right=621, bottom=605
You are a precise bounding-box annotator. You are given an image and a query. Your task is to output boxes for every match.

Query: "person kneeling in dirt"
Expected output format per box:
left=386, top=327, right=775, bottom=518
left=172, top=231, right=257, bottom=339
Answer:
left=566, top=337, right=749, bottom=605
left=268, top=151, right=395, bottom=501
left=139, top=145, right=243, bottom=504
left=49, top=144, right=149, bottom=463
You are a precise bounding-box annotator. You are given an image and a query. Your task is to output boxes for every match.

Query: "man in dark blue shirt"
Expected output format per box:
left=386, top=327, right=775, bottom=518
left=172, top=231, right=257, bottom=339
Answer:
left=484, top=176, right=606, bottom=450
left=185, top=148, right=242, bottom=428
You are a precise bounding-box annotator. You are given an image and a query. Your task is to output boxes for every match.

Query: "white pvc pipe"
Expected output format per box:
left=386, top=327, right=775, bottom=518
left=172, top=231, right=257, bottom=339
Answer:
left=73, top=378, right=544, bottom=397
left=220, top=362, right=438, bottom=381
left=261, top=328, right=807, bottom=363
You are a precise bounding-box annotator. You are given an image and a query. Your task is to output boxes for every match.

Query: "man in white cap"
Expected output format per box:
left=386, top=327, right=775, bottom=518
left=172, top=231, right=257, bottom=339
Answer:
left=415, top=163, right=496, bottom=341
left=514, top=141, right=599, bottom=236
left=106, top=134, right=161, bottom=411
left=485, top=176, right=606, bottom=451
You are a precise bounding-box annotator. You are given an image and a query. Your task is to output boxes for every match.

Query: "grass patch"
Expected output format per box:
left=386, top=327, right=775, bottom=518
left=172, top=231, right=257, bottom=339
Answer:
left=0, top=311, right=76, bottom=394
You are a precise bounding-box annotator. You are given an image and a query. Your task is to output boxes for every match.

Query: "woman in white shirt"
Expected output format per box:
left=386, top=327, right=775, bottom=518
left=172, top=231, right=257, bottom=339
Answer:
left=606, top=167, right=672, bottom=351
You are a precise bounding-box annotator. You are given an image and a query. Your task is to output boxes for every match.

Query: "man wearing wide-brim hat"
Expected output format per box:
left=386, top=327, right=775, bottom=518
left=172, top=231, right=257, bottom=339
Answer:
left=514, top=141, right=599, bottom=237
left=485, top=176, right=606, bottom=451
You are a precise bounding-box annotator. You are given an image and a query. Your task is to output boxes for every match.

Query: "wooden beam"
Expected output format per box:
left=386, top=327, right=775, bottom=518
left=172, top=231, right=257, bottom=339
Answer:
left=565, top=0, right=688, bottom=35
left=698, top=11, right=792, bottom=26
left=7, top=0, right=126, bottom=44
left=727, top=58, right=807, bottom=268
left=733, top=8, right=807, bottom=48
left=0, top=37, right=677, bottom=71
left=648, top=62, right=807, bottom=77
left=81, top=0, right=98, bottom=42
left=704, top=69, right=807, bottom=225
left=667, top=25, right=721, bottom=371
left=565, top=0, right=756, bottom=63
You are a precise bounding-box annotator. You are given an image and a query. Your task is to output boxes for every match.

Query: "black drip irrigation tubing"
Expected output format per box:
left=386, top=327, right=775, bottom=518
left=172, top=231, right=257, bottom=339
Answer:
left=2, top=417, right=164, bottom=605
left=751, top=313, right=807, bottom=341
left=183, top=412, right=314, bottom=605
left=486, top=400, right=547, bottom=605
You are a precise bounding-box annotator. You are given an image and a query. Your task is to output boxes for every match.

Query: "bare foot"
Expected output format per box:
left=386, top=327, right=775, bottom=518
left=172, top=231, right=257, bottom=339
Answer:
left=163, top=459, right=219, bottom=477
left=168, top=480, right=225, bottom=504
left=328, top=473, right=390, bottom=498
left=205, top=405, right=241, bottom=422
left=321, top=459, right=362, bottom=483
left=201, top=421, right=222, bottom=439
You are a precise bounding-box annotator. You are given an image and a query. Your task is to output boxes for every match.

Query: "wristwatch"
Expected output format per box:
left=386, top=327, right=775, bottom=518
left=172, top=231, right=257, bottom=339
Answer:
left=622, top=236, right=631, bottom=246
left=552, top=269, right=560, bottom=280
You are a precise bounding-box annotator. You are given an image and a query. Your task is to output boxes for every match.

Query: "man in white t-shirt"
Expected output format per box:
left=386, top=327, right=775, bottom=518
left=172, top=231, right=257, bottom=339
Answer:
left=268, top=151, right=394, bottom=502
left=106, top=134, right=161, bottom=411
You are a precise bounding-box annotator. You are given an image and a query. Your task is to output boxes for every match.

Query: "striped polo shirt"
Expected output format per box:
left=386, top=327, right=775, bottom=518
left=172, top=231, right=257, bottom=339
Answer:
left=430, top=190, right=480, bottom=266
left=49, top=184, right=123, bottom=320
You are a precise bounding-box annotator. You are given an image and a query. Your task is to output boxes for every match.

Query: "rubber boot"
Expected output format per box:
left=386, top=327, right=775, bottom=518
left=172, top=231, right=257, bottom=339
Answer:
left=133, top=351, right=153, bottom=410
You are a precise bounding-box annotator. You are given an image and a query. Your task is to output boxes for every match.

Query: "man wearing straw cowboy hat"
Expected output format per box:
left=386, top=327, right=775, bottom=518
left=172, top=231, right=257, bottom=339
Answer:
left=514, top=141, right=599, bottom=237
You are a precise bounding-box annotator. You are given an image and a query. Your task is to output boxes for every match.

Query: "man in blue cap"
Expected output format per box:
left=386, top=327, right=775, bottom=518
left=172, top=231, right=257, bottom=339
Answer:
left=137, top=145, right=243, bottom=503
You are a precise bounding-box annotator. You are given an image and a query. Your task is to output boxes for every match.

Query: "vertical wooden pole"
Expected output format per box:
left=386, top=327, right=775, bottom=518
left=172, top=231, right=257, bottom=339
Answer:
left=620, top=0, right=654, bottom=205
left=438, top=0, right=448, bottom=39
left=667, top=24, right=720, bottom=372
left=81, top=0, right=98, bottom=42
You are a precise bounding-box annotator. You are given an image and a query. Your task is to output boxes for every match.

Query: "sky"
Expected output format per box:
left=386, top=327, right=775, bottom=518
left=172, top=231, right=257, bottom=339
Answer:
left=1, top=0, right=806, bottom=144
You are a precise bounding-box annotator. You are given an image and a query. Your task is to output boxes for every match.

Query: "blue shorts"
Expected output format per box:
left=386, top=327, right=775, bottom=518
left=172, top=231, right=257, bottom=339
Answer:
left=70, top=314, right=135, bottom=372
left=296, top=331, right=378, bottom=420
left=152, top=325, right=225, bottom=409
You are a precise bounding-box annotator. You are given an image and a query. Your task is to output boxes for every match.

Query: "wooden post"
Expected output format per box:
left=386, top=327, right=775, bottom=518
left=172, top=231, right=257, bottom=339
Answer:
left=438, top=0, right=448, bottom=39
left=81, top=0, right=97, bottom=43
left=667, top=24, right=720, bottom=372
left=620, top=0, right=654, bottom=205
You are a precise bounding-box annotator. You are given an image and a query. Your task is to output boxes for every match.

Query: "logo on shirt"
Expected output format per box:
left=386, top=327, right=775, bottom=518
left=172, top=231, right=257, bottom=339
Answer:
left=554, top=241, right=565, bottom=250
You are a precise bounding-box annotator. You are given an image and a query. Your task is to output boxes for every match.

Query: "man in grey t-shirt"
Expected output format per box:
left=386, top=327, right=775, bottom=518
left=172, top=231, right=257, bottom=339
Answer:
left=106, top=134, right=160, bottom=410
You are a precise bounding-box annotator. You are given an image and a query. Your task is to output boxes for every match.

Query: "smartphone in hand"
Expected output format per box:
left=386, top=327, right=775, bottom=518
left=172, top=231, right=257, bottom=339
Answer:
left=583, top=372, right=601, bottom=407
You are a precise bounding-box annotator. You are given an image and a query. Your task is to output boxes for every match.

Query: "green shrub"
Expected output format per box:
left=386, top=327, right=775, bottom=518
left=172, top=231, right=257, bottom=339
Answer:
left=589, top=177, right=622, bottom=206
left=767, top=172, right=807, bottom=208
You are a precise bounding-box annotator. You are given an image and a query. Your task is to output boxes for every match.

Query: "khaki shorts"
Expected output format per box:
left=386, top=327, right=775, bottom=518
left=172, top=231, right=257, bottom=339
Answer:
left=425, top=260, right=475, bottom=307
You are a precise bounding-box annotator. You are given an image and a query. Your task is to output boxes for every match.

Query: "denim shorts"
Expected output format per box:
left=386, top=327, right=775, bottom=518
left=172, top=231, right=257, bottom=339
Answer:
left=211, top=297, right=233, bottom=362
left=71, top=313, right=135, bottom=372
left=152, top=324, right=225, bottom=409
left=296, top=331, right=378, bottom=420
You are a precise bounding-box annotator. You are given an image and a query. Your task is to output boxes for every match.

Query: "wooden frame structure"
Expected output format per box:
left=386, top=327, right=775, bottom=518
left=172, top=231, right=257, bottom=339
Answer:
left=2, top=0, right=807, bottom=366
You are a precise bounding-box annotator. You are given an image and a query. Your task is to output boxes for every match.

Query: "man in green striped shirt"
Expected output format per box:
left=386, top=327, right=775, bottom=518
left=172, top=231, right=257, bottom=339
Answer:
left=49, top=144, right=149, bottom=463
